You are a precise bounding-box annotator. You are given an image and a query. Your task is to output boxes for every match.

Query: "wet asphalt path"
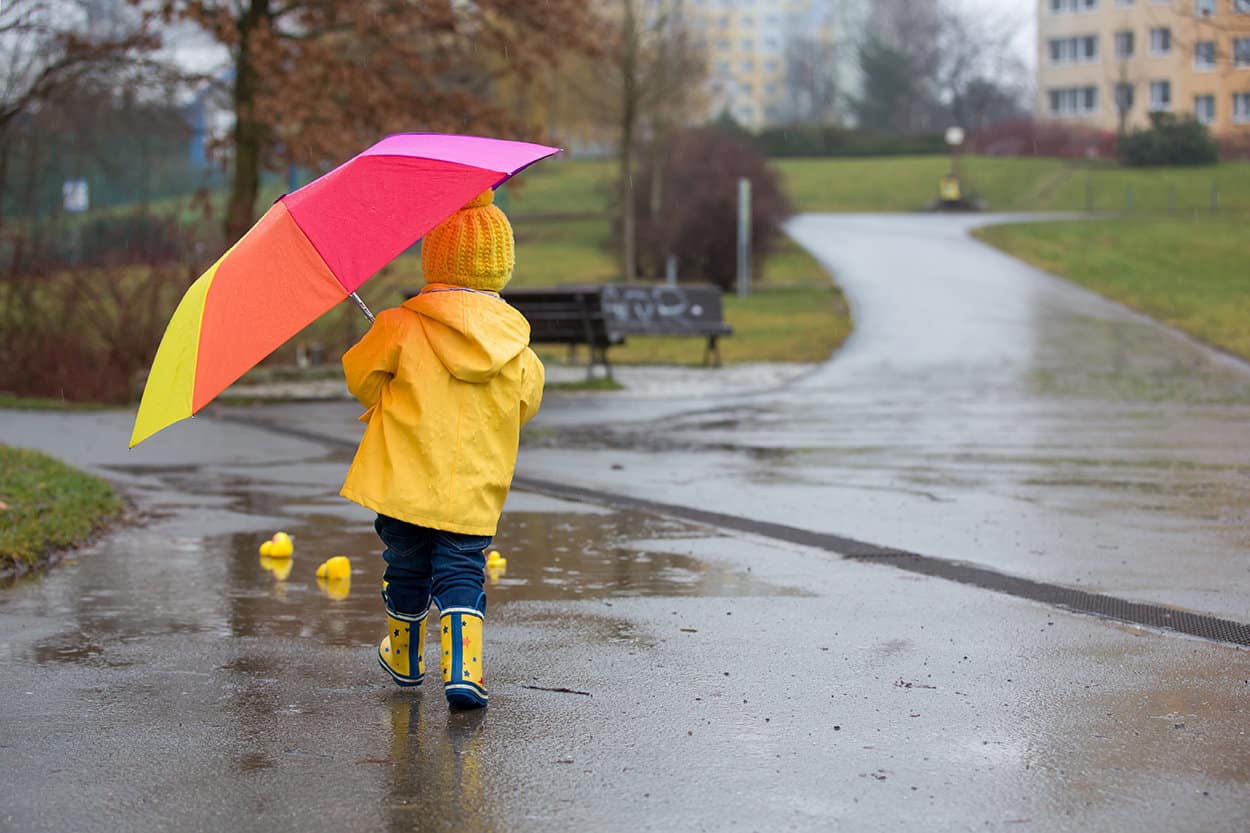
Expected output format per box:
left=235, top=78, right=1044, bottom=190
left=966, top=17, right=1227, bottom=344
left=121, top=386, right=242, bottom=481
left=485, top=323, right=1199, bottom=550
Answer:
left=2, top=214, right=1249, bottom=832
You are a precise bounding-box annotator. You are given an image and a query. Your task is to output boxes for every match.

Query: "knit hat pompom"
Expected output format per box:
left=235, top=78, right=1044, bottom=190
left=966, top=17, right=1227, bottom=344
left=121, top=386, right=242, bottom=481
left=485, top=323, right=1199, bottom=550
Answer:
left=421, top=188, right=514, bottom=291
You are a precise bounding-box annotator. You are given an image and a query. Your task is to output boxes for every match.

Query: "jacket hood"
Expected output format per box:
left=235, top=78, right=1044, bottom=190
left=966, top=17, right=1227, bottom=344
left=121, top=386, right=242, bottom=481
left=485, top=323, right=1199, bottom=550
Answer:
left=402, top=284, right=531, bottom=383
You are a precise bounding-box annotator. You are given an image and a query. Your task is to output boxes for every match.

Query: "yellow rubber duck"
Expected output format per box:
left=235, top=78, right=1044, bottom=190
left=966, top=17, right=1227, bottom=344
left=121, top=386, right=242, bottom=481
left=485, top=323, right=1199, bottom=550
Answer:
left=258, top=531, right=294, bottom=558
left=316, top=555, right=351, bottom=581
left=485, top=549, right=507, bottom=585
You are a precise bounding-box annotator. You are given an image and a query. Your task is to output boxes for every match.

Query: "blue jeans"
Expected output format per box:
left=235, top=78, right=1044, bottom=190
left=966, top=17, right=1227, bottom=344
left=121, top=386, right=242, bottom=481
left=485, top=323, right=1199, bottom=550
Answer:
left=375, top=515, right=490, bottom=615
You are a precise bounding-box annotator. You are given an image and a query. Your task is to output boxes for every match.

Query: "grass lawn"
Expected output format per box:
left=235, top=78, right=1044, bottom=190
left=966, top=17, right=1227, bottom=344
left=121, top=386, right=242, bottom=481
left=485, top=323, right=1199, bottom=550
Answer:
left=973, top=217, right=1250, bottom=361
left=774, top=156, right=1250, bottom=215
left=0, top=445, right=121, bottom=574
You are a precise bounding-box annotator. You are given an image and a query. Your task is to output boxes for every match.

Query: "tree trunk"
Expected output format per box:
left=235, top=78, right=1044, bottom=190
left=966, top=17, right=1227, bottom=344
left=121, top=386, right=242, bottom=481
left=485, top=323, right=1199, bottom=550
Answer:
left=619, top=0, right=638, bottom=283
left=225, top=0, right=270, bottom=241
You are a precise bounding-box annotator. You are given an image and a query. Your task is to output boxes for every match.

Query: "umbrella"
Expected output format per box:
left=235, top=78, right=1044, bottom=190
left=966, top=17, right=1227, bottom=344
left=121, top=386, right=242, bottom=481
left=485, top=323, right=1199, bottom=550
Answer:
left=129, top=133, right=560, bottom=448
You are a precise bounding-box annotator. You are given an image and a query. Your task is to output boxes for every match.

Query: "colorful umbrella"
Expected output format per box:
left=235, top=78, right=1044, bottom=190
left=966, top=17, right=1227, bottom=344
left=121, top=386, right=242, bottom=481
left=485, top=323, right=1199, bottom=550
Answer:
left=129, top=133, right=560, bottom=448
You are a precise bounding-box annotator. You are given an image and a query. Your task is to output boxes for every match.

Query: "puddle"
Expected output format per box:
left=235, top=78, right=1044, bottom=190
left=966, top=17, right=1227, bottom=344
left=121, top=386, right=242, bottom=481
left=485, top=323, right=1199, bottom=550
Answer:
left=17, top=493, right=791, bottom=665
left=206, top=505, right=790, bottom=648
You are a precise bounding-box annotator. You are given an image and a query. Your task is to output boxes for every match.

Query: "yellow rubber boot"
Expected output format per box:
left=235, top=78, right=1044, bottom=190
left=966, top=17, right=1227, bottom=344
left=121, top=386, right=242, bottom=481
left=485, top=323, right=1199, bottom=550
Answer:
left=440, top=608, right=487, bottom=709
left=378, top=606, right=427, bottom=687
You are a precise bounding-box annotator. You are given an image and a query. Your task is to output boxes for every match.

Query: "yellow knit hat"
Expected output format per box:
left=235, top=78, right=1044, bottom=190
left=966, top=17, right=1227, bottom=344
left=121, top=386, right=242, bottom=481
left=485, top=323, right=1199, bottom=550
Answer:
left=421, top=189, right=514, bottom=291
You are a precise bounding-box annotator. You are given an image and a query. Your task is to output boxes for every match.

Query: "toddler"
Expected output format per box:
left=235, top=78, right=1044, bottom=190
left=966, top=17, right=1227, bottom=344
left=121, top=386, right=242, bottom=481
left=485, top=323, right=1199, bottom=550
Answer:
left=340, top=189, right=544, bottom=709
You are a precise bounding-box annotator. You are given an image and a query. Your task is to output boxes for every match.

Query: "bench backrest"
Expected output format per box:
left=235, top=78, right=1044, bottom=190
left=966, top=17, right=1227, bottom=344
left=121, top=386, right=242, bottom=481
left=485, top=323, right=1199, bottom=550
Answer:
left=501, top=283, right=731, bottom=346
left=598, top=284, right=729, bottom=336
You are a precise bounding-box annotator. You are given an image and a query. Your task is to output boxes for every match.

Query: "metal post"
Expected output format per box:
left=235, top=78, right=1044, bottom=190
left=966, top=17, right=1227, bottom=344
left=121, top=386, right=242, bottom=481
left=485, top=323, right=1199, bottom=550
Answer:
left=1125, top=184, right=1134, bottom=214
left=1211, top=181, right=1219, bottom=213
left=1168, top=184, right=1176, bottom=214
left=665, top=255, right=678, bottom=287
left=1085, top=180, right=1093, bottom=212
left=736, top=177, right=752, bottom=299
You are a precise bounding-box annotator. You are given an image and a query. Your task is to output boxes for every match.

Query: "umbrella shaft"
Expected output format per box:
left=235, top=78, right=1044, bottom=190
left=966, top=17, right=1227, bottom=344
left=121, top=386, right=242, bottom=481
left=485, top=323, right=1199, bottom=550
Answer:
left=350, top=292, right=375, bottom=323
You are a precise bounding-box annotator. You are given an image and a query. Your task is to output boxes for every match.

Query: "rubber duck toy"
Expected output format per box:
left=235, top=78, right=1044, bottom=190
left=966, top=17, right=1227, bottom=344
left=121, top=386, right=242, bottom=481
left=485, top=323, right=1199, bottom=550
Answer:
left=315, top=556, right=352, bottom=600
left=258, top=531, right=294, bottom=558
left=316, top=555, right=351, bottom=580
left=485, top=549, right=507, bottom=585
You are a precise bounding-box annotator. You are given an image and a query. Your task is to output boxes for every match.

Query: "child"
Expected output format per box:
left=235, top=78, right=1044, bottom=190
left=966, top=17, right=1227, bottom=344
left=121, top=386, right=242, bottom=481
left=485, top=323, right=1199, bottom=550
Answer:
left=340, top=189, right=544, bottom=709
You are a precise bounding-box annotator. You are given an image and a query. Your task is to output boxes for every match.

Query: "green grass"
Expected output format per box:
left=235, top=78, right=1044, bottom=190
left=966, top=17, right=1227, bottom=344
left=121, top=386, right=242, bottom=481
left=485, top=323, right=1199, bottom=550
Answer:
left=774, top=156, right=1250, bottom=215
left=973, top=217, right=1250, bottom=361
left=0, top=445, right=121, bottom=573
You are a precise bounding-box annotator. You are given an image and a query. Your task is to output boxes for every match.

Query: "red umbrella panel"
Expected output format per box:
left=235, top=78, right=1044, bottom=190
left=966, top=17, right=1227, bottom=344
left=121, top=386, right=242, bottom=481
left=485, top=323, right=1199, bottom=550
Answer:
left=130, top=134, right=560, bottom=447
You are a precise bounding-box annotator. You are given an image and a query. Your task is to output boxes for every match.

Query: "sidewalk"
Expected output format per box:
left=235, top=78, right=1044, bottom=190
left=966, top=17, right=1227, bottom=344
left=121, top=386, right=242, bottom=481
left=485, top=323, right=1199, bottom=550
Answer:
left=223, top=361, right=816, bottom=403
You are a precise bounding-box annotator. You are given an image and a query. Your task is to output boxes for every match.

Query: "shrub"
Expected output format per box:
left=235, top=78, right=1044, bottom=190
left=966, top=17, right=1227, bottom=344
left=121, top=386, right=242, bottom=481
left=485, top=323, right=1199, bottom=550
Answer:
left=751, top=125, right=947, bottom=158
left=0, top=213, right=206, bottom=404
left=632, top=129, right=791, bottom=291
left=969, top=118, right=1117, bottom=159
left=1119, top=112, right=1218, bottom=167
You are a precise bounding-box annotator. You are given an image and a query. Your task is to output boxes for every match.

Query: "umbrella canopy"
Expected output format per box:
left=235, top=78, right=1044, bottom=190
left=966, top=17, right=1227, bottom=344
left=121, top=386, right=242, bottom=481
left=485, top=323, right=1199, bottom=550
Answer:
left=129, top=133, right=560, bottom=448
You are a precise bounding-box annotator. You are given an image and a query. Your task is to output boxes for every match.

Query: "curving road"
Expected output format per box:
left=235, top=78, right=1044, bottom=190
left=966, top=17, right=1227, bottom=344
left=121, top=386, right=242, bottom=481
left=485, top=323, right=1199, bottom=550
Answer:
left=530, top=213, right=1250, bottom=621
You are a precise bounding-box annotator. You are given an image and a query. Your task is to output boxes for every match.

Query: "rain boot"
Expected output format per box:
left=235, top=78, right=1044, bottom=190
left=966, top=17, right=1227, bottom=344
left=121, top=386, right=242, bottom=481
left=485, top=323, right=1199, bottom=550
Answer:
left=378, top=585, right=428, bottom=687
left=439, top=607, right=488, bottom=709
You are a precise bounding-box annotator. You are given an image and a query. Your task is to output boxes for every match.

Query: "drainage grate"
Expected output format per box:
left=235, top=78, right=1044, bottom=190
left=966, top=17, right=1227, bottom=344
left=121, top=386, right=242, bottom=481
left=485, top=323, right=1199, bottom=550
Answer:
left=216, top=415, right=1250, bottom=649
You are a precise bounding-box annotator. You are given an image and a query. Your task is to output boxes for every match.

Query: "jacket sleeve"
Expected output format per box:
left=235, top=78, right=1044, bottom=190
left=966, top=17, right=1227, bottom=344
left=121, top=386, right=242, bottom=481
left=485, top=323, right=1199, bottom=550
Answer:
left=342, top=311, right=401, bottom=409
left=518, top=348, right=545, bottom=426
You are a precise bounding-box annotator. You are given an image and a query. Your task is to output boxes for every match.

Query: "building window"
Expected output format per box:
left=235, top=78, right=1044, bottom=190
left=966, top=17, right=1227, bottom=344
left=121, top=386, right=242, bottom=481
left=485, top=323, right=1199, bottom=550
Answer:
left=1195, top=40, right=1216, bottom=69
left=1234, top=93, right=1250, bottom=122
left=1115, top=0, right=1134, bottom=5
left=1149, top=80, right=1172, bottom=110
left=1115, top=82, right=1135, bottom=112
left=1048, top=85, right=1099, bottom=115
left=1150, top=27, right=1171, bottom=55
left=1235, top=38, right=1250, bottom=67
left=1049, top=0, right=1098, bottom=12
left=1115, top=31, right=1134, bottom=58
left=1194, top=0, right=1215, bottom=15
left=1195, top=94, right=1215, bottom=124
left=1050, top=35, right=1100, bottom=63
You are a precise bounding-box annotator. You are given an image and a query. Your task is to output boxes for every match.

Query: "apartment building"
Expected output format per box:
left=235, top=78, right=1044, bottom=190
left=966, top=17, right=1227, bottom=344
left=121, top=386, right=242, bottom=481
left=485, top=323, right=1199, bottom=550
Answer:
left=1037, top=0, right=1250, bottom=134
left=681, top=0, right=866, bottom=129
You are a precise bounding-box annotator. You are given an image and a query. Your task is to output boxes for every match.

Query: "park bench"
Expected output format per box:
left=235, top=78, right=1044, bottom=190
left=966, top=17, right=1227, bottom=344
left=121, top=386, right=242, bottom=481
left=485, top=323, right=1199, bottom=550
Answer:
left=503, top=284, right=733, bottom=377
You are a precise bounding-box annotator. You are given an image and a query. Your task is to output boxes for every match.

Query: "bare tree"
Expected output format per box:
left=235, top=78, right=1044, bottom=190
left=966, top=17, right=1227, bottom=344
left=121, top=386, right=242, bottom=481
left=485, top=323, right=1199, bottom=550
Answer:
left=938, top=2, right=1029, bottom=132
left=861, top=0, right=1027, bottom=134
left=158, top=0, right=601, bottom=240
left=782, top=34, right=841, bottom=125
left=0, top=1, right=170, bottom=225
left=570, top=0, right=705, bottom=282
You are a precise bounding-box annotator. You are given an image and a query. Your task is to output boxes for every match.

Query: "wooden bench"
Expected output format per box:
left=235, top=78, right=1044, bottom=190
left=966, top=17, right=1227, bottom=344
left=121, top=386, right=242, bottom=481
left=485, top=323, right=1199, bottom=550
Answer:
left=501, top=286, right=623, bottom=377
left=504, top=284, right=733, bottom=377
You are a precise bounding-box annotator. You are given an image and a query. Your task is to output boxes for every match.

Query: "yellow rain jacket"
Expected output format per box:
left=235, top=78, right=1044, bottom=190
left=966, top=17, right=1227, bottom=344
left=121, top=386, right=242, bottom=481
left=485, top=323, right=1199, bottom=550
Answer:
left=339, top=284, right=544, bottom=536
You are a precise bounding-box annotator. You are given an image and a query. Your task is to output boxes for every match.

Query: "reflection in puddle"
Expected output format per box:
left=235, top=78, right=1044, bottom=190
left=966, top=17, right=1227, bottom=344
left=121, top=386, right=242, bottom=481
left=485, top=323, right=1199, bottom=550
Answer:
left=209, top=505, right=788, bottom=650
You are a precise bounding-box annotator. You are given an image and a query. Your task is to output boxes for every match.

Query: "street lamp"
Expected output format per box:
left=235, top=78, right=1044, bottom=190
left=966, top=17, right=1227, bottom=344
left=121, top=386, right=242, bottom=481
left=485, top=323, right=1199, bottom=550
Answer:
left=940, top=126, right=966, bottom=208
